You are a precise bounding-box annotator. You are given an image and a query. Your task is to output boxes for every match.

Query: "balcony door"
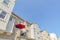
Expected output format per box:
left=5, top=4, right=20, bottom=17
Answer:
left=6, top=17, right=15, bottom=33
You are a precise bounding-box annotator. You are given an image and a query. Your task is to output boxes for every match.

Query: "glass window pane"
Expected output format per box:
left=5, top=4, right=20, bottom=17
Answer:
left=3, top=0, right=10, bottom=5
left=19, top=20, right=23, bottom=23
left=0, top=9, right=2, bottom=14
left=9, top=17, right=13, bottom=21
left=0, top=10, right=6, bottom=19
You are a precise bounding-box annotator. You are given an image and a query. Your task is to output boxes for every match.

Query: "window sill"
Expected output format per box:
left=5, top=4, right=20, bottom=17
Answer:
left=0, top=18, right=6, bottom=22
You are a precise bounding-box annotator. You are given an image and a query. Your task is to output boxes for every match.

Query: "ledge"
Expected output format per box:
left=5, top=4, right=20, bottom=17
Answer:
left=0, top=18, right=6, bottom=22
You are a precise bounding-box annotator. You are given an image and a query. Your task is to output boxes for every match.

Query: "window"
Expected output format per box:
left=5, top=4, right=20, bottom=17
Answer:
left=3, top=0, right=10, bottom=5
left=19, top=20, right=23, bottom=24
left=26, top=30, right=29, bottom=32
left=0, top=9, right=6, bottom=19
left=37, top=32, right=39, bottom=34
left=0, top=10, right=2, bottom=14
left=9, top=16, right=13, bottom=21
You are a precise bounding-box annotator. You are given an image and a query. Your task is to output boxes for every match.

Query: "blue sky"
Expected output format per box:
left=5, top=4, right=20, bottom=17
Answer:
left=13, top=0, right=60, bottom=36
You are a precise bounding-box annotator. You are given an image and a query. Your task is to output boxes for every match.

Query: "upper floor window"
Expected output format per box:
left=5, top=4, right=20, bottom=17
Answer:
left=9, top=16, right=13, bottom=21
left=19, top=20, right=23, bottom=24
left=0, top=9, right=6, bottom=19
left=3, top=0, right=10, bottom=5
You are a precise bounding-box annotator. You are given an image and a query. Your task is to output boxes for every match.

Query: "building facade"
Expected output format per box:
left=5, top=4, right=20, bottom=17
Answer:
left=0, top=0, right=16, bottom=40
left=0, top=12, right=42, bottom=40
left=0, top=0, right=41, bottom=40
left=0, top=12, right=25, bottom=40
left=50, top=33, right=57, bottom=40
left=30, top=23, right=41, bottom=40
left=8, top=13, right=38, bottom=40
left=0, top=0, right=59, bottom=40
left=0, top=12, right=37, bottom=40
left=40, top=30, right=50, bottom=40
left=0, top=0, right=16, bottom=33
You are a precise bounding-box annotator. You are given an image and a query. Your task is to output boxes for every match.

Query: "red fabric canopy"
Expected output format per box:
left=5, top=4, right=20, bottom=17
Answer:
left=15, top=24, right=25, bottom=29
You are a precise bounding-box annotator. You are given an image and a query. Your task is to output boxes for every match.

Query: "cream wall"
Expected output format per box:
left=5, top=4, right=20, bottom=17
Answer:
left=41, top=30, right=50, bottom=40
left=30, top=23, right=41, bottom=40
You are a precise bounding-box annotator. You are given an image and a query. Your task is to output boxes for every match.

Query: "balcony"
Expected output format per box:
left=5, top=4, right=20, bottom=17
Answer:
left=19, top=30, right=35, bottom=40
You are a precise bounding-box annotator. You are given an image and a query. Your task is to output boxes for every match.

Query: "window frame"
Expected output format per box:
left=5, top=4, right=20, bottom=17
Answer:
left=19, top=19, right=23, bottom=24
left=0, top=9, right=7, bottom=19
left=3, top=0, right=10, bottom=6
left=9, top=16, right=13, bottom=21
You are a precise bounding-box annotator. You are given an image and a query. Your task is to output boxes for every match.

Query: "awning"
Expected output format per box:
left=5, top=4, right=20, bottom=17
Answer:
left=15, top=24, right=25, bottom=29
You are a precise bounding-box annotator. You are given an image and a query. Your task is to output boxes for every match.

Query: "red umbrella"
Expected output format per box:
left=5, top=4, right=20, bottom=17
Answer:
left=15, top=24, right=25, bottom=29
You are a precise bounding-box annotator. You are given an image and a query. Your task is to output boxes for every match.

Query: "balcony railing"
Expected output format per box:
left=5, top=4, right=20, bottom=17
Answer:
left=20, top=31, right=35, bottom=40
